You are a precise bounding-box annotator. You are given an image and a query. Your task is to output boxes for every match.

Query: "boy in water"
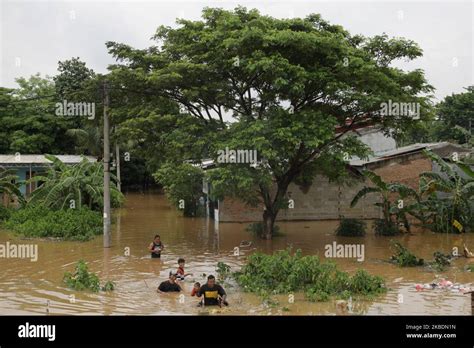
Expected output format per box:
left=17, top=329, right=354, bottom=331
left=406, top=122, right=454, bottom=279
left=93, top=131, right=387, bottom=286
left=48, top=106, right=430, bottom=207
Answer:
left=191, top=282, right=201, bottom=296
left=148, top=234, right=164, bottom=258
left=175, top=258, right=193, bottom=280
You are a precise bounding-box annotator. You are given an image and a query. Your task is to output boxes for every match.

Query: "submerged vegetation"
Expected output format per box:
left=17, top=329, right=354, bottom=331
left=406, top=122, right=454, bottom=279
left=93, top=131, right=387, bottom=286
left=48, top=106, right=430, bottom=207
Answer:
left=430, top=251, right=452, bottom=271
left=0, top=155, right=121, bottom=241
left=63, top=260, right=115, bottom=292
left=5, top=205, right=102, bottom=241
left=390, top=242, right=424, bottom=267
left=335, top=218, right=366, bottom=237
left=232, top=249, right=386, bottom=302
left=246, top=222, right=282, bottom=238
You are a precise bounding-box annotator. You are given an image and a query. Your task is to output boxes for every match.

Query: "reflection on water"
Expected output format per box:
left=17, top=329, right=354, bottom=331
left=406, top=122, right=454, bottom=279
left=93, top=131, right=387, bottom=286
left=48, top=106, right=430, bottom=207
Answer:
left=0, top=192, right=472, bottom=315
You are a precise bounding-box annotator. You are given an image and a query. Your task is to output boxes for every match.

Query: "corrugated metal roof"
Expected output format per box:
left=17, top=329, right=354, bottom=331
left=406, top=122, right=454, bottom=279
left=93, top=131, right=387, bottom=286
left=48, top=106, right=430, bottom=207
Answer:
left=349, top=142, right=470, bottom=167
left=0, top=154, right=97, bottom=165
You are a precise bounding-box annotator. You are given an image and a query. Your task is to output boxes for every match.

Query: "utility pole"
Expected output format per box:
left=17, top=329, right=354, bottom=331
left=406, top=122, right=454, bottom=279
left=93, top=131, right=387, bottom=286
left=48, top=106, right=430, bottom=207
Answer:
left=103, top=80, right=111, bottom=248
left=115, top=143, right=121, bottom=192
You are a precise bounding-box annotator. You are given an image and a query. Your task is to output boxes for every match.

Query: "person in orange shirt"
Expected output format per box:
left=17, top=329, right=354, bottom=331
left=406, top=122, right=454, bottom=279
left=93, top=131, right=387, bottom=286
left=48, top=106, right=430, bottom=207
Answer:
left=191, top=282, right=201, bottom=296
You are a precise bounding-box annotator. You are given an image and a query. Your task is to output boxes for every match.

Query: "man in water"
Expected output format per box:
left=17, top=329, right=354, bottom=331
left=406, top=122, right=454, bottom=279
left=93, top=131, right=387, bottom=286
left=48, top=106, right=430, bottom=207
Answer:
left=197, top=275, right=228, bottom=307
left=157, top=273, right=182, bottom=293
left=148, top=234, right=164, bottom=258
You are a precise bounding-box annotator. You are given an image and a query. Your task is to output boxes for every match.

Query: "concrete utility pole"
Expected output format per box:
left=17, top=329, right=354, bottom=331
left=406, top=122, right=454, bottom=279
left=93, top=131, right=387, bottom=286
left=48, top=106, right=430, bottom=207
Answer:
left=115, top=143, right=121, bottom=192
left=103, top=80, right=111, bottom=248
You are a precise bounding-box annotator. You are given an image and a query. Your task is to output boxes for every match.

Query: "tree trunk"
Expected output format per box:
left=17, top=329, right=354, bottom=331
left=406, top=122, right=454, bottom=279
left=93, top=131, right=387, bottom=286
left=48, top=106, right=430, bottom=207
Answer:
left=260, top=180, right=291, bottom=240
left=262, top=209, right=276, bottom=240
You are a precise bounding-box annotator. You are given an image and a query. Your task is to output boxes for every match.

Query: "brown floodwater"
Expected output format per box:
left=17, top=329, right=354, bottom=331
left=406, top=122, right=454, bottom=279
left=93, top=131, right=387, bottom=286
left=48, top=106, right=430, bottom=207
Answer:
left=0, top=192, right=472, bottom=315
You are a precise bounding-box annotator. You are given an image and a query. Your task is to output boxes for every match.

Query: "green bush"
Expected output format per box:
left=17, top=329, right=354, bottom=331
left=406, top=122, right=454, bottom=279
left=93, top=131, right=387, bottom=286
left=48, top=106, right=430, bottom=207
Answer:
left=5, top=205, right=102, bottom=241
left=234, top=249, right=386, bottom=302
left=63, top=260, right=115, bottom=292
left=216, top=262, right=231, bottom=282
left=431, top=251, right=451, bottom=271
left=390, top=241, right=424, bottom=267
left=374, top=219, right=400, bottom=236
left=0, top=205, right=13, bottom=221
left=246, top=222, right=282, bottom=238
left=335, top=218, right=366, bottom=236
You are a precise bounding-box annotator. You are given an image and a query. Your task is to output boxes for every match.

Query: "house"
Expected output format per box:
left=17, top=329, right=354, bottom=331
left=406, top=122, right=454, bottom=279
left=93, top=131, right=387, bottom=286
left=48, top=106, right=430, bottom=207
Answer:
left=201, top=139, right=471, bottom=223
left=0, top=154, right=96, bottom=205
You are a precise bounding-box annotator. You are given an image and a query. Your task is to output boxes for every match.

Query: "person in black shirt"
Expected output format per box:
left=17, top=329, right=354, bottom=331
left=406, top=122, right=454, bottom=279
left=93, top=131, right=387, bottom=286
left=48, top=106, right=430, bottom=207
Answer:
left=148, top=234, right=164, bottom=258
left=157, top=273, right=182, bottom=293
left=197, top=275, right=228, bottom=306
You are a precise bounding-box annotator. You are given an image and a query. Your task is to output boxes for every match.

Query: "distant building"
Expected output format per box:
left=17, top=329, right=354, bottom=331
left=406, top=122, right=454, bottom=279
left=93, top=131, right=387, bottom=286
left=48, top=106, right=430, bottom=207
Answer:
left=201, top=140, right=471, bottom=223
left=0, top=155, right=96, bottom=206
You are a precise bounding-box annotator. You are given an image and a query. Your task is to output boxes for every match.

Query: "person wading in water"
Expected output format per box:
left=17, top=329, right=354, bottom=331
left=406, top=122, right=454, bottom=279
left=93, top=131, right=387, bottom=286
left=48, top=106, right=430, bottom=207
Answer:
left=148, top=234, right=164, bottom=258
left=197, top=275, right=228, bottom=307
left=157, top=273, right=182, bottom=293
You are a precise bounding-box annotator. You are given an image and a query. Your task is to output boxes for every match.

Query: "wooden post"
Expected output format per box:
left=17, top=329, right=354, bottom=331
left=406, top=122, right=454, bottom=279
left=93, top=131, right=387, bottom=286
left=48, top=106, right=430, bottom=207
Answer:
left=103, top=80, right=111, bottom=248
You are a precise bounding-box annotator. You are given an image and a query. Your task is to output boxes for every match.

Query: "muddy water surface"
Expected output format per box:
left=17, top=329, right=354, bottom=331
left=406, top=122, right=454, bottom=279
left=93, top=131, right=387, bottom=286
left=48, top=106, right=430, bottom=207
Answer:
left=0, top=193, right=472, bottom=315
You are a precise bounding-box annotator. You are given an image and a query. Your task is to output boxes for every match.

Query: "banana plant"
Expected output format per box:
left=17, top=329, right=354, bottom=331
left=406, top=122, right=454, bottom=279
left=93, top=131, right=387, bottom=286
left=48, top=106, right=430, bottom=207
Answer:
left=418, top=150, right=474, bottom=233
left=27, top=155, right=123, bottom=211
left=351, top=170, right=420, bottom=232
left=0, top=167, right=25, bottom=206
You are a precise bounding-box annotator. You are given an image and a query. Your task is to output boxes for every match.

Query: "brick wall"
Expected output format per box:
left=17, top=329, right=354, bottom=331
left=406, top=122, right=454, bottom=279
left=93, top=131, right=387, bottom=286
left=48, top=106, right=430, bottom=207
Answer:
left=217, top=152, right=432, bottom=223
left=218, top=175, right=381, bottom=222
left=370, top=154, right=432, bottom=189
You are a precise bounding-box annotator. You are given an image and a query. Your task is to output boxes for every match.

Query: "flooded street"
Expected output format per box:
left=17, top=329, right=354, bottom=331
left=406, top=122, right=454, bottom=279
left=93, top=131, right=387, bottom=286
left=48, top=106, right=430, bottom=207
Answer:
left=0, top=193, right=472, bottom=315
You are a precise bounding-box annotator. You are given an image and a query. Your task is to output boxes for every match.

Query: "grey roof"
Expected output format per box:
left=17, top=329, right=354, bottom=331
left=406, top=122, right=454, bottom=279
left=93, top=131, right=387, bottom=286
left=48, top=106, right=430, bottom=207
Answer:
left=349, top=142, right=470, bottom=167
left=0, top=154, right=97, bottom=165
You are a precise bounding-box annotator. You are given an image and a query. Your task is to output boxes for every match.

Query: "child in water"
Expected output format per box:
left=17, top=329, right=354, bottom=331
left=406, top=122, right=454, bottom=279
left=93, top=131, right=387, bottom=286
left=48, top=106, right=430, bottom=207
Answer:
left=175, top=258, right=193, bottom=280
left=191, top=282, right=201, bottom=296
left=148, top=234, right=164, bottom=258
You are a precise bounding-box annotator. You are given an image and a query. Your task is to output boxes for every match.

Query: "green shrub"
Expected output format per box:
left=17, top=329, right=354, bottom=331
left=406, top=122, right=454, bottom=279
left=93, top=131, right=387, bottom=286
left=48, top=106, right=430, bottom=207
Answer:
left=0, top=205, right=13, bottom=221
left=246, top=222, right=282, bottom=238
left=430, top=251, right=452, bottom=271
left=374, top=219, right=400, bottom=236
left=466, top=264, right=474, bottom=272
left=216, top=262, right=231, bottom=282
left=335, top=218, right=366, bottom=236
left=234, top=249, right=386, bottom=302
left=5, top=205, right=102, bottom=241
left=101, top=281, right=116, bottom=292
left=390, top=241, right=424, bottom=267
left=63, top=260, right=100, bottom=292
left=63, top=260, right=115, bottom=292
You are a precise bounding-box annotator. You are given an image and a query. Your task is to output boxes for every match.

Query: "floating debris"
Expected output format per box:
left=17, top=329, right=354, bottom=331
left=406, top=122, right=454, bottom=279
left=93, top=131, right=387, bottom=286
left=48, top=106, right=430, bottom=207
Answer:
left=414, top=278, right=472, bottom=293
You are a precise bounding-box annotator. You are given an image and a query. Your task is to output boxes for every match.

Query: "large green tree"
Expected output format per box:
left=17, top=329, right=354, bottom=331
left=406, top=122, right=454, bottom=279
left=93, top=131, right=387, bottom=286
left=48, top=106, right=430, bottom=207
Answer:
left=435, top=86, right=474, bottom=144
left=0, top=74, right=80, bottom=154
left=107, top=7, right=433, bottom=238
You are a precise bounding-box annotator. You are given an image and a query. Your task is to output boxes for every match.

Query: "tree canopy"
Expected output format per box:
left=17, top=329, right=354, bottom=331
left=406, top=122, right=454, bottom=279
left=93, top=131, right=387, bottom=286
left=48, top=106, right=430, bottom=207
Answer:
left=106, top=6, right=434, bottom=238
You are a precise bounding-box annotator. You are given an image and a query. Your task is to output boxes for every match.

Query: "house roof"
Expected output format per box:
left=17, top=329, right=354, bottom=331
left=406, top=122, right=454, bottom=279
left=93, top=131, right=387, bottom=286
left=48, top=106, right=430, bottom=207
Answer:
left=349, top=142, right=471, bottom=167
left=0, top=154, right=97, bottom=166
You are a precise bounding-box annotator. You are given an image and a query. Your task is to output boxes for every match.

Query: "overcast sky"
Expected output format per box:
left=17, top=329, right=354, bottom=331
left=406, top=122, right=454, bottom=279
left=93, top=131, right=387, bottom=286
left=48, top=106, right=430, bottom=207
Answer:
left=1, top=0, right=472, bottom=101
